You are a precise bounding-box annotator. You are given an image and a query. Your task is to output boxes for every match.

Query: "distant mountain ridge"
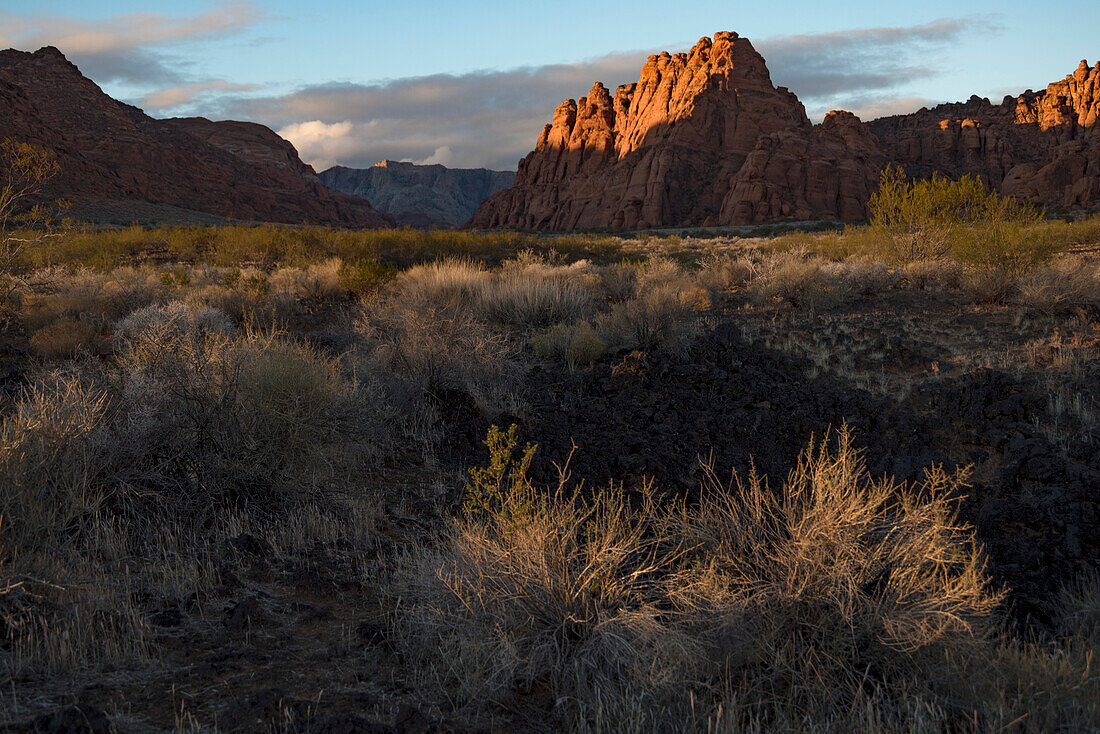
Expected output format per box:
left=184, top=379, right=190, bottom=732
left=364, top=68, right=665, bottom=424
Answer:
left=0, top=47, right=392, bottom=227
left=319, top=161, right=514, bottom=228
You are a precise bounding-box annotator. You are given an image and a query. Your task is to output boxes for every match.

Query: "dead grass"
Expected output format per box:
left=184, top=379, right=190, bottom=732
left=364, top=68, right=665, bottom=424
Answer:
left=1, top=223, right=1096, bottom=730
left=390, top=426, right=1081, bottom=732
left=751, top=254, right=851, bottom=310
left=1014, top=255, right=1100, bottom=316
left=475, top=258, right=598, bottom=329
left=362, top=299, right=519, bottom=416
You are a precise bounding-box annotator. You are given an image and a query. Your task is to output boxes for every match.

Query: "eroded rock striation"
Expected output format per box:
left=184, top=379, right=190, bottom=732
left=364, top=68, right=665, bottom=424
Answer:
left=0, top=47, right=393, bottom=227
left=869, top=59, right=1100, bottom=209
left=469, top=33, right=884, bottom=230
left=319, top=161, right=514, bottom=228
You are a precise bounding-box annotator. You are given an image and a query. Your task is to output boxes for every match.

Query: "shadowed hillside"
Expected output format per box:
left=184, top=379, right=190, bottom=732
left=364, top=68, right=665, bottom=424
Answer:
left=0, top=47, right=393, bottom=227
left=320, top=161, right=513, bottom=228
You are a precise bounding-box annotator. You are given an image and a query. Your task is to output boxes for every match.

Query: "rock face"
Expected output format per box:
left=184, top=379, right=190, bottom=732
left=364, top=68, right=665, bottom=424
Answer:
left=319, top=161, right=514, bottom=228
left=868, top=60, right=1100, bottom=209
left=472, top=35, right=1100, bottom=231
left=469, top=33, right=884, bottom=230
left=0, top=47, right=393, bottom=227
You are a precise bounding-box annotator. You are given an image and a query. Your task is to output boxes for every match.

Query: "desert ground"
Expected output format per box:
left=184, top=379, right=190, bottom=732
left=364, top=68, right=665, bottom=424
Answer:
left=1, top=207, right=1098, bottom=732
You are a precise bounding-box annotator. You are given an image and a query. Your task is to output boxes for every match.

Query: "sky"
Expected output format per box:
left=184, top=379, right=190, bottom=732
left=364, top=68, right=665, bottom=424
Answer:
left=1, top=1, right=1097, bottom=171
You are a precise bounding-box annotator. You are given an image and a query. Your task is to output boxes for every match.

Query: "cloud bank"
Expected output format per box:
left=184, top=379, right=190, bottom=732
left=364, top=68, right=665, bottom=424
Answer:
left=253, top=17, right=1000, bottom=171
left=759, top=17, right=1001, bottom=119
left=0, top=1, right=266, bottom=85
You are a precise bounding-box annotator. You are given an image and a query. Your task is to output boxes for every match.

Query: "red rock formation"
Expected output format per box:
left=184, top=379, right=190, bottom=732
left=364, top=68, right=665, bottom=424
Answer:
left=867, top=60, right=1100, bottom=210
left=0, top=47, right=392, bottom=227
left=474, top=39, right=1100, bottom=231
left=721, top=110, right=885, bottom=223
left=470, top=33, right=884, bottom=230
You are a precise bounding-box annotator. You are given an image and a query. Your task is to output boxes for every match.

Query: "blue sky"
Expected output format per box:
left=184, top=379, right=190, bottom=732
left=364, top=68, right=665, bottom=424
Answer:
left=1, top=1, right=1097, bottom=170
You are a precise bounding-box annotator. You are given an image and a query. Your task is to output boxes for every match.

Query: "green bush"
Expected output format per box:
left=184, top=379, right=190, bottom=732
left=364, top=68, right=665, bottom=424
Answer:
left=868, top=167, right=1052, bottom=275
left=339, top=258, right=396, bottom=296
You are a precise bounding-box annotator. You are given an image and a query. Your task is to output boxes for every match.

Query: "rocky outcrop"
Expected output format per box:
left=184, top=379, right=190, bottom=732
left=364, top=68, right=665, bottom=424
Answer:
left=473, top=36, right=1100, bottom=231
left=868, top=60, right=1100, bottom=209
left=0, top=47, right=392, bottom=227
left=319, top=161, right=513, bottom=228
left=469, top=33, right=884, bottom=230
left=721, top=110, right=885, bottom=223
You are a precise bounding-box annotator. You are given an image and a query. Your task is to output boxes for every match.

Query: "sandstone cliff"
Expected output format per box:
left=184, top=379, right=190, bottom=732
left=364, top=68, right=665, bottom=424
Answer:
left=0, top=47, right=393, bottom=227
left=472, top=36, right=1100, bottom=231
left=469, top=33, right=884, bottom=230
left=868, top=60, right=1100, bottom=209
left=319, top=161, right=514, bottom=228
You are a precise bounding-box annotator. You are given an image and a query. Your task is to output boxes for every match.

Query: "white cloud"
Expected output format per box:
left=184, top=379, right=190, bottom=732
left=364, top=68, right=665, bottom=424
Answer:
left=0, top=2, right=263, bottom=53
left=413, top=146, right=455, bottom=166
left=277, top=120, right=355, bottom=171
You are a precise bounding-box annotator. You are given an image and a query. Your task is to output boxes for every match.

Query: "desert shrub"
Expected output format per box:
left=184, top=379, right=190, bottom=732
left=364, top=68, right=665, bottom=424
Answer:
left=953, top=218, right=1057, bottom=280
left=462, top=423, right=537, bottom=518
left=1, top=139, right=60, bottom=299
left=397, top=427, right=1011, bottom=731
left=0, top=374, right=112, bottom=549
left=530, top=321, right=606, bottom=370
left=393, top=258, right=490, bottom=311
left=596, top=283, right=701, bottom=354
left=28, top=317, right=104, bottom=358
left=114, top=339, right=356, bottom=515
left=269, top=258, right=345, bottom=301
left=475, top=261, right=597, bottom=329
left=158, top=266, right=192, bottom=289
left=765, top=227, right=874, bottom=260
left=1013, top=256, right=1100, bottom=316
left=114, top=300, right=234, bottom=367
left=868, top=167, right=1052, bottom=274
left=838, top=261, right=900, bottom=295
left=184, top=284, right=251, bottom=323
left=19, top=271, right=106, bottom=332
left=98, top=302, right=376, bottom=517
left=683, top=429, right=1000, bottom=685
left=1057, top=573, right=1100, bottom=640
left=400, top=438, right=701, bottom=727
left=696, top=253, right=751, bottom=292
left=868, top=167, right=987, bottom=263
left=966, top=268, right=1019, bottom=304
left=17, top=267, right=168, bottom=340
left=597, top=262, right=639, bottom=302
left=339, top=258, right=396, bottom=296
left=230, top=267, right=271, bottom=298
left=363, top=301, right=517, bottom=415
left=902, top=259, right=965, bottom=290
left=1040, top=213, right=1100, bottom=250
left=752, top=255, right=850, bottom=309
left=102, top=270, right=166, bottom=312
left=637, top=256, right=706, bottom=298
